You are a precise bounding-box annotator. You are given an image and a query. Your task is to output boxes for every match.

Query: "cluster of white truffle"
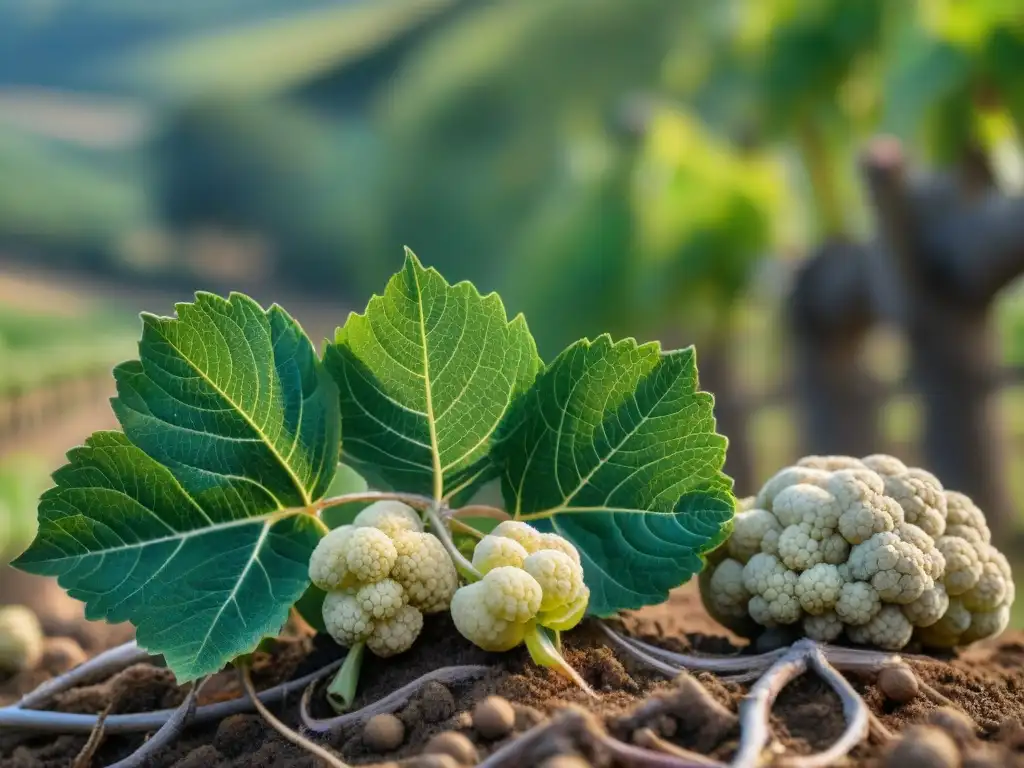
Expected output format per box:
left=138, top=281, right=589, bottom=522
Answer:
left=309, top=501, right=459, bottom=658
left=700, top=455, right=1014, bottom=651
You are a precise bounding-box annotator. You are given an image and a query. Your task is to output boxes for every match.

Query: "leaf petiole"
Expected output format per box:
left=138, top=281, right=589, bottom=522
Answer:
left=314, top=491, right=436, bottom=514
left=425, top=505, right=482, bottom=581
left=326, top=643, right=366, bottom=715
left=524, top=626, right=595, bottom=698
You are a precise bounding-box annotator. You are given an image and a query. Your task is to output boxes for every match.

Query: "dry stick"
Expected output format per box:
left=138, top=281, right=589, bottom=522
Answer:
left=732, top=644, right=810, bottom=768
left=70, top=703, right=112, bottom=768
left=107, top=678, right=208, bottom=768
left=598, top=733, right=727, bottom=768
left=300, top=665, right=490, bottom=734
left=239, top=662, right=350, bottom=768
left=0, top=658, right=344, bottom=734
left=15, top=641, right=153, bottom=710
left=478, top=706, right=720, bottom=768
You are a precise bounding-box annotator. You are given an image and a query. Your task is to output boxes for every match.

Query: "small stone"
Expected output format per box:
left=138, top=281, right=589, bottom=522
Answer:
left=214, top=713, right=266, bottom=757
left=925, top=706, right=978, bottom=747
left=512, top=703, right=546, bottom=730
left=963, top=744, right=1011, bottom=768
left=473, top=696, right=516, bottom=739
left=539, top=756, right=593, bottom=768
left=39, top=637, right=87, bottom=675
left=423, top=731, right=479, bottom=765
left=363, top=713, right=406, bottom=752
left=754, top=626, right=800, bottom=654
left=174, top=745, right=224, bottom=768
left=882, top=726, right=958, bottom=768
left=403, top=756, right=462, bottom=768
left=878, top=666, right=919, bottom=703
left=419, top=681, right=456, bottom=723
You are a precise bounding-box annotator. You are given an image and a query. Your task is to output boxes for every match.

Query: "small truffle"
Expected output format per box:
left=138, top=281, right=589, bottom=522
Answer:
left=40, top=636, right=88, bottom=675
left=363, top=713, right=406, bottom=752
left=925, top=706, right=978, bottom=747
left=878, top=666, right=919, bottom=703
left=540, top=757, right=593, bottom=768
left=473, top=696, right=516, bottom=739
left=423, top=731, right=479, bottom=765
left=882, top=726, right=959, bottom=768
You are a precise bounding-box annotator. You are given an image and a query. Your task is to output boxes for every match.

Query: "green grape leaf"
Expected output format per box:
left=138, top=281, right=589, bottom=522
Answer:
left=324, top=249, right=541, bottom=501
left=13, top=432, right=323, bottom=681
left=112, top=292, right=340, bottom=512
left=492, top=335, right=734, bottom=615
left=15, top=292, right=340, bottom=681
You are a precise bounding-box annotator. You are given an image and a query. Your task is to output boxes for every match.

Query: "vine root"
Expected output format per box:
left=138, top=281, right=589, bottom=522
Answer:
left=16, top=641, right=153, bottom=710
left=300, top=664, right=491, bottom=734
left=240, top=662, right=350, bottom=768
left=0, top=657, right=344, bottom=734
left=106, top=678, right=208, bottom=768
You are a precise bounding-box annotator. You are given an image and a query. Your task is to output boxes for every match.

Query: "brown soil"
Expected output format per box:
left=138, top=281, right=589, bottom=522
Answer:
left=2, top=585, right=1024, bottom=767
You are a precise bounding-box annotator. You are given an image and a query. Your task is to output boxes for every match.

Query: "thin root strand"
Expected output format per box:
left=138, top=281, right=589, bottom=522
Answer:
left=240, top=662, right=350, bottom=768
left=106, top=678, right=208, bottom=768
left=0, top=657, right=345, bottom=734
left=300, top=664, right=491, bottom=734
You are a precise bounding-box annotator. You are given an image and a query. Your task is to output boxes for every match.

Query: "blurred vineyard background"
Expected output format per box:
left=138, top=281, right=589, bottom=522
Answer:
left=4, top=0, right=1024, bottom=623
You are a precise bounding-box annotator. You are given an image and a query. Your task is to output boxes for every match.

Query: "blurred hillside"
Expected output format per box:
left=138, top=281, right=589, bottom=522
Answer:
left=3, top=0, right=1024, bottom=571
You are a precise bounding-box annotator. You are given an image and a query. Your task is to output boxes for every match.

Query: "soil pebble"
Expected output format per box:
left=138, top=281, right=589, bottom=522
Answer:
left=882, top=725, right=959, bottom=768
left=879, top=666, right=920, bottom=703
left=538, top=757, right=593, bottom=768
left=38, top=636, right=87, bottom=676
left=364, top=714, right=407, bottom=752
left=472, top=696, right=516, bottom=739
left=422, top=731, right=479, bottom=765
left=418, top=681, right=456, bottom=723
left=925, top=706, right=979, bottom=747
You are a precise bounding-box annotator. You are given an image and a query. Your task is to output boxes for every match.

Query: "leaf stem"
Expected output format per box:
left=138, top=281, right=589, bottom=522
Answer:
left=524, top=625, right=596, bottom=698
left=314, top=491, right=436, bottom=514
left=448, top=518, right=487, bottom=539
left=446, top=505, right=511, bottom=522
left=326, top=643, right=365, bottom=714
left=239, top=661, right=350, bottom=768
left=426, top=505, right=481, bottom=581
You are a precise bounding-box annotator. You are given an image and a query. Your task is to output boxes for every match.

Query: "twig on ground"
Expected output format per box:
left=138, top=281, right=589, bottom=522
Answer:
left=783, top=644, right=871, bottom=768
left=602, top=623, right=900, bottom=768
left=240, top=662, right=350, bottom=768
left=598, top=623, right=787, bottom=675
left=0, top=658, right=344, bottom=734
left=70, top=703, right=112, bottom=768
left=107, top=678, right=208, bottom=768
left=478, top=705, right=724, bottom=768
left=300, top=664, right=491, bottom=734
left=733, top=642, right=810, bottom=768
